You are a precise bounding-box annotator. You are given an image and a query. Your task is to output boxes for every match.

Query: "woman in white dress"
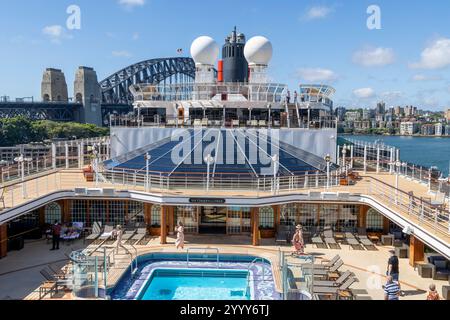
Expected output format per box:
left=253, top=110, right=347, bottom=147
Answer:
left=175, top=221, right=185, bottom=250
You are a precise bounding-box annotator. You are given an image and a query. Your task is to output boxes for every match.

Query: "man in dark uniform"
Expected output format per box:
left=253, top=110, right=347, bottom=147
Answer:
left=387, top=249, right=400, bottom=281
left=51, top=220, right=61, bottom=251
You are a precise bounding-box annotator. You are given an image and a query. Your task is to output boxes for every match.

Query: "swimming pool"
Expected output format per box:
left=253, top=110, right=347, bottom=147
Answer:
left=137, top=269, right=250, bottom=300
left=109, top=253, right=281, bottom=300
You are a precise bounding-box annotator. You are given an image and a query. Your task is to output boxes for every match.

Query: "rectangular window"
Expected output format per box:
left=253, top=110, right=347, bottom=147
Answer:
left=175, top=206, right=198, bottom=234
left=319, top=205, right=339, bottom=229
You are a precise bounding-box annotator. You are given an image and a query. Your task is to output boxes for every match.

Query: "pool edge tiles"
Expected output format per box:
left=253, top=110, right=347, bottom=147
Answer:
left=110, top=257, right=281, bottom=301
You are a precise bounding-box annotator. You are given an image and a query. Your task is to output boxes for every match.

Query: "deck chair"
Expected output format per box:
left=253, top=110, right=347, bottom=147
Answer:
left=312, top=237, right=328, bottom=249
left=314, top=255, right=341, bottom=269
left=347, top=238, right=365, bottom=251
left=40, top=268, right=71, bottom=289
left=0, top=187, right=6, bottom=209
left=201, top=118, right=208, bottom=126
left=97, top=225, right=115, bottom=242
left=325, top=237, right=341, bottom=250
left=312, top=259, right=344, bottom=276
left=121, top=229, right=137, bottom=242
left=358, top=236, right=378, bottom=251
left=85, top=222, right=102, bottom=243
left=232, top=120, right=240, bottom=127
left=323, top=228, right=334, bottom=239
left=130, top=228, right=147, bottom=245
left=47, top=264, right=69, bottom=279
left=314, top=270, right=354, bottom=287
left=313, top=277, right=358, bottom=299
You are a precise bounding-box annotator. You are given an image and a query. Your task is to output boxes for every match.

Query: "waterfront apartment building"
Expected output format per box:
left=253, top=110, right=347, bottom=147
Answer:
left=421, top=124, right=435, bottom=136
left=435, top=123, right=444, bottom=136
left=345, top=111, right=361, bottom=122
left=400, top=121, right=419, bottom=135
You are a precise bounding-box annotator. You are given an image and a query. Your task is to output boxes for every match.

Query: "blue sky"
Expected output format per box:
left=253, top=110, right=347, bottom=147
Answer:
left=1, top=0, right=450, bottom=110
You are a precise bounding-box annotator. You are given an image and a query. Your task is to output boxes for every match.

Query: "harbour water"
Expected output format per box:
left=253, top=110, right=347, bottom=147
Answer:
left=343, top=135, right=450, bottom=176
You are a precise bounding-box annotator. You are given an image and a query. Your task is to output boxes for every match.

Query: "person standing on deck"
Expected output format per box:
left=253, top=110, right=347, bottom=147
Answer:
left=175, top=221, right=185, bottom=250
left=50, top=220, right=61, bottom=251
left=292, top=225, right=304, bottom=256
left=384, top=276, right=401, bottom=300
left=387, top=250, right=400, bottom=281
left=115, top=225, right=126, bottom=254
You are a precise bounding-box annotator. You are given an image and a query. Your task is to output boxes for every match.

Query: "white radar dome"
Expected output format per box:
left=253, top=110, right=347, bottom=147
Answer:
left=190, top=36, right=219, bottom=66
left=244, top=36, right=273, bottom=66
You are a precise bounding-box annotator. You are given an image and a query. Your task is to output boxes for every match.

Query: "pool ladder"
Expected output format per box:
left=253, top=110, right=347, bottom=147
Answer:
left=246, top=258, right=269, bottom=298
left=186, top=247, right=220, bottom=269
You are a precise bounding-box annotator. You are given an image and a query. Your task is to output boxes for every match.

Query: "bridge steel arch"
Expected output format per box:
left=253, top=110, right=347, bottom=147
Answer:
left=99, top=57, right=196, bottom=104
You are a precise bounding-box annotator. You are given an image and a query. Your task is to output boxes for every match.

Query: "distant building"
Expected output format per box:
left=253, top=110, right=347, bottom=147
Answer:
left=400, top=122, right=419, bottom=135
left=421, top=124, right=435, bottom=136
left=445, top=124, right=450, bottom=136
left=446, top=109, right=450, bottom=121
left=394, top=106, right=404, bottom=117
left=335, top=107, right=346, bottom=121
left=362, top=109, right=372, bottom=120
left=376, top=101, right=386, bottom=116
left=404, top=106, right=417, bottom=117
left=435, top=123, right=444, bottom=136
left=346, top=111, right=361, bottom=122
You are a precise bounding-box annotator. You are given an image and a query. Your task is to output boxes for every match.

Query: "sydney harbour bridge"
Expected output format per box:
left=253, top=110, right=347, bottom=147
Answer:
left=0, top=57, right=196, bottom=125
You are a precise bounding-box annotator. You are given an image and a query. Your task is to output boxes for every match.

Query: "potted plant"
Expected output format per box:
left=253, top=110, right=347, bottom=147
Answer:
left=150, top=224, right=161, bottom=236
left=259, top=225, right=275, bottom=238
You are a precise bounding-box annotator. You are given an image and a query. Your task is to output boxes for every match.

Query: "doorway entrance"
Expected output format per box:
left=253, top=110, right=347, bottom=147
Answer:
left=199, top=207, right=227, bottom=234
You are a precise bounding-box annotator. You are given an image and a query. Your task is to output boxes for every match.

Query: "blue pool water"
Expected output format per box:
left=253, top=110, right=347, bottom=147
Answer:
left=109, top=253, right=281, bottom=300
left=138, top=269, right=250, bottom=300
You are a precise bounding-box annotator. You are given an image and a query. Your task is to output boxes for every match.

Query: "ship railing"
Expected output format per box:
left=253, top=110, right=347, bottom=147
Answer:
left=109, top=114, right=337, bottom=130
left=368, top=176, right=449, bottom=237
left=340, top=138, right=449, bottom=197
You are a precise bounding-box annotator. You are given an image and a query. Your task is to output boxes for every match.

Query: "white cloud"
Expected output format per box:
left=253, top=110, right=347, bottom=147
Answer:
left=411, top=74, right=442, bottom=81
left=119, top=0, right=146, bottom=9
left=353, top=88, right=375, bottom=99
left=410, top=38, right=450, bottom=69
left=112, top=50, right=132, bottom=57
left=42, top=25, right=72, bottom=43
left=296, top=68, right=338, bottom=82
left=353, top=47, right=395, bottom=67
left=302, top=5, right=333, bottom=21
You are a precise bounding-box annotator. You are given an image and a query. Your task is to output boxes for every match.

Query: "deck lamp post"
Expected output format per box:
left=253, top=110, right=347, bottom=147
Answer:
left=92, top=143, right=100, bottom=187
left=14, top=155, right=32, bottom=198
left=394, top=161, right=401, bottom=204
left=271, top=154, right=279, bottom=194
left=325, top=154, right=331, bottom=189
left=144, top=153, right=151, bottom=192
left=342, top=145, right=348, bottom=176
left=401, top=162, right=408, bottom=177
left=428, top=167, right=433, bottom=193
left=204, top=154, right=215, bottom=192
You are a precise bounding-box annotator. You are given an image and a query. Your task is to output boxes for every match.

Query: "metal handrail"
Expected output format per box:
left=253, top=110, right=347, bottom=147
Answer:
left=186, top=247, right=220, bottom=269
left=247, top=258, right=268, bottom=282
